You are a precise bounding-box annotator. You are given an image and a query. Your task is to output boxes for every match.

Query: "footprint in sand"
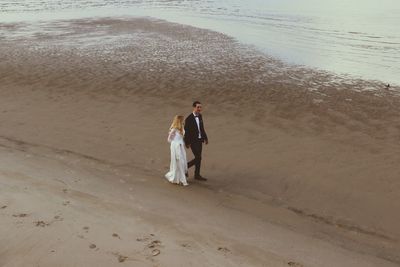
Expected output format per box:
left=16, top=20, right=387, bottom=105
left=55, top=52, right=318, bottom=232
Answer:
left=1, top=205, right=7, bottom=209
left=151, top=249, right=160, bottom=256
left=118, top=255, right=128, bottom=262
left=89, top=244, right=96, bottom=249
left=288, top=262, right=304, bottom=267
left=137, top=234, right=163, bottom=258
left=12, top=213, right=29, bottom=218
left=147, top=240, right=161, bottom=249
left=53, top=215, right=64, bottom=221
left=112, top=233, right=121, bottom=239
left=62, top=200, right=70, bottom=206
left=111, top=252, right=128, bottom=263
left=35, top=220, right=50, bottom=227
left=83, top=226, right=90, bottom=233
left=218, top=247, right=231, bottom=254
left=147, top=240, right=162, bottom=258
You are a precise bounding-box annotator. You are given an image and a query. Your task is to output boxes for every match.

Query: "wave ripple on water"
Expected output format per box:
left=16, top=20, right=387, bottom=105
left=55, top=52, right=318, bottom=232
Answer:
left=1, top=0, right=400, bottom=85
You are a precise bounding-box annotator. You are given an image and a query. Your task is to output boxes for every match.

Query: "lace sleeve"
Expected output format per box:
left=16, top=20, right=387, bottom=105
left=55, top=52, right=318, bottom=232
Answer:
left=167, top=129, right=176, bottom=143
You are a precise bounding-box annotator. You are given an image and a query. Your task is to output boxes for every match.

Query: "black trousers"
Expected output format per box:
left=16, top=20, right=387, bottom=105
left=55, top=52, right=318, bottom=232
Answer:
left=188, top=139, right=203, bottom=177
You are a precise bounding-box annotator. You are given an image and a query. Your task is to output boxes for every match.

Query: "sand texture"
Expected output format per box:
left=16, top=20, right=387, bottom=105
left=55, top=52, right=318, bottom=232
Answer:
left=1, top=18, right=400, bottom=266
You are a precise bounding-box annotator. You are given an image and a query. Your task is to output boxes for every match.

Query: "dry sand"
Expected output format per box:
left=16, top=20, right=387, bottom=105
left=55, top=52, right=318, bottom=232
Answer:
left=0, top=17, right=400, bottom=266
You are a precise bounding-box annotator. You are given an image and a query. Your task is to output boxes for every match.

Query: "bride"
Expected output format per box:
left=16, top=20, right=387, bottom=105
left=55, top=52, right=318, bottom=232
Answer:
left=165, top=115, right=188, bottom=186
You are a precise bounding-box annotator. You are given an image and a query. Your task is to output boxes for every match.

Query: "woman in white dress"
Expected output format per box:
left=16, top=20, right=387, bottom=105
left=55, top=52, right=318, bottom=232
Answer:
left=165, top=115, right=188, bottom=186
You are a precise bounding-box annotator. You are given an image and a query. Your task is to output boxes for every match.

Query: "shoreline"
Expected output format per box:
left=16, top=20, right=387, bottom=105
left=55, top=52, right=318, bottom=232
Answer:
left=1, top=17, right=400, bottom=265
left=1, top=2, right=399, bottom=86
left=1, top=16, right=400, bottom=88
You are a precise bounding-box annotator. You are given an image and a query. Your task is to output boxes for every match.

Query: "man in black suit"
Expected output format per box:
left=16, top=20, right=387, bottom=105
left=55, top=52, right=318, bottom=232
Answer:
left=184, top=101, right=208, bottom=181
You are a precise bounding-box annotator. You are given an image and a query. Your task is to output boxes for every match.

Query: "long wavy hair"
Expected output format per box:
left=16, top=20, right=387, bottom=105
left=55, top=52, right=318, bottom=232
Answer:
left=169, top=115, right=185, bottom=136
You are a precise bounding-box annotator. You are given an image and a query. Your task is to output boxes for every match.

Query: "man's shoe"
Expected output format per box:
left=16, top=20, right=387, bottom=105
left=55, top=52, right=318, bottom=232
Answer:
left=194, top=175, right=207, bottom=181
left=185, top=172, right=188, bottom=178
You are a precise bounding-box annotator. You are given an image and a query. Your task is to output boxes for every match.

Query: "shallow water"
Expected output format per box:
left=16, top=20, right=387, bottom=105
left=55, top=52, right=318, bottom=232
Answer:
left=1, top=0, right=400, bottom=85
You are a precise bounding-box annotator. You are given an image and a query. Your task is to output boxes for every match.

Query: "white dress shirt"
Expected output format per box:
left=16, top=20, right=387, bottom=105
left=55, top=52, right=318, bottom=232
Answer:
left=193, top=112, right=201, bottom=139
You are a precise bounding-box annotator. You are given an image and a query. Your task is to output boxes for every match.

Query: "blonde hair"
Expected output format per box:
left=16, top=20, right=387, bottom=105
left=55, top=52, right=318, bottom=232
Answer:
left=170, top=115, right=185, bottom=136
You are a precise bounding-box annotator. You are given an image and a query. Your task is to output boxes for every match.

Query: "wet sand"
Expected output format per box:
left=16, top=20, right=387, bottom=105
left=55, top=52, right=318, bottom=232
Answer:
left=1, top=17, right=400, bottom=266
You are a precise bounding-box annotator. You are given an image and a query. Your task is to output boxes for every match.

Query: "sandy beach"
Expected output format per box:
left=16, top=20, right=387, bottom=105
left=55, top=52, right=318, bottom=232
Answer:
left=1, top=17, right=400, bottom=266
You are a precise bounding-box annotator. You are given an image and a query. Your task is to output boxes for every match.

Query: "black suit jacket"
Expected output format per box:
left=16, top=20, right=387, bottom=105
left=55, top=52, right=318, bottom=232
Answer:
left=184, top=113, right=208, bottom=145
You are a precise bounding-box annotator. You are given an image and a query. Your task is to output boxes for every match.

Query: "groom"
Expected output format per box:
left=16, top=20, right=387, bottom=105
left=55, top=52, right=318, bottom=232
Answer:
left=184, top=101, right=208, bottom=181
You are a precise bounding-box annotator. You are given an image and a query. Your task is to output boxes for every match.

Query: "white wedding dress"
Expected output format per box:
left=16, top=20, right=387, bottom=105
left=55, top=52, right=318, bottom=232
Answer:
left=165, top=128, right=188, bottom=186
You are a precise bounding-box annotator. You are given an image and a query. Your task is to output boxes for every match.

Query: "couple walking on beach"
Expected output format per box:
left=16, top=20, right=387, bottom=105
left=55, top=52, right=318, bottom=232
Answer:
left=165, top=101, right=208, bottom=186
